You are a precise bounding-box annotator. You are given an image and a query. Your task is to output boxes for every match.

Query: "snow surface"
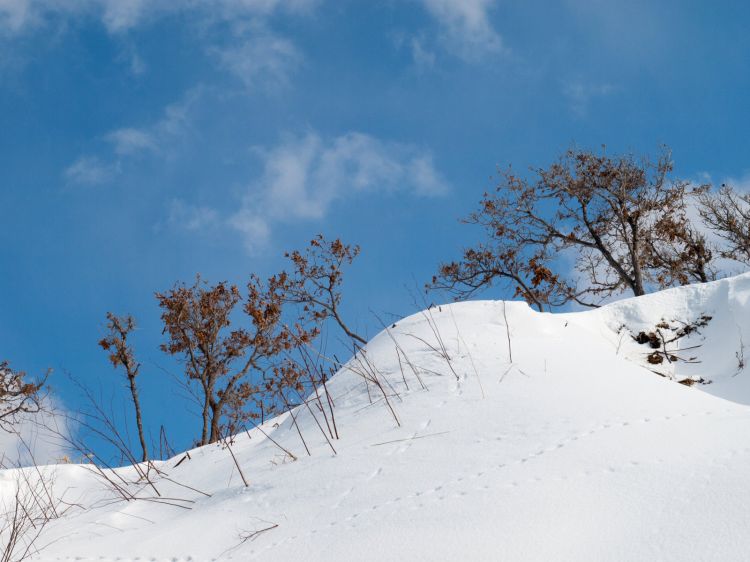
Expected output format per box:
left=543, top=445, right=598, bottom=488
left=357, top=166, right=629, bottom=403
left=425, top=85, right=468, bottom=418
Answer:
left=5, top=274, right=750, bottom=561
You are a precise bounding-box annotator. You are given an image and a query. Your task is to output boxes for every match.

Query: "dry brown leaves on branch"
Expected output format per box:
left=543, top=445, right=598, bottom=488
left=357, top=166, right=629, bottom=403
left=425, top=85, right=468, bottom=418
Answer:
left=0, top=362, right=46, bottom=434
left=431, top=146, right=715, bottom=309
left=156, top=274, right=316, bottom=445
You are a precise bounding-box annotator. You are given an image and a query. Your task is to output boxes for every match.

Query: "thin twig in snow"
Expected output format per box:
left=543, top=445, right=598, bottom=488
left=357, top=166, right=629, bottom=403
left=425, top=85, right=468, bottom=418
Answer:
left=502, top=300, right=513, bottom=363
left=370, top=431, right=451, bottom=447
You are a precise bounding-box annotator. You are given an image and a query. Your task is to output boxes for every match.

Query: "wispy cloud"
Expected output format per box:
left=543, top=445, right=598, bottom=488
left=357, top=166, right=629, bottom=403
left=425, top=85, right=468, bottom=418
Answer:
left=0, top=0, right=35, bottom=34
left=115, top=42, right=147, bottom=76
left=63, top=156, right=120, bottom=186
left=0, top=0, right=319, bottom=35
left=0, top=0, right=311, bottom=91
left=410, top=36, right=436, bottom=69
left=63, top=88, right=201, bottom=186
left=562, top=80, right=614, bottom=116
left=562, top=0, right=666, bottom=63
left=419, top=0, right=505, bottom=61
left=0, top=397, right=74, bottom=466
left=106, top=128, right=157, bottom=156
left=229, top=131, right=449, bottom=251
left=167, top=199, right=220, bottom=232
left=210, top=27, right=301, bottom=90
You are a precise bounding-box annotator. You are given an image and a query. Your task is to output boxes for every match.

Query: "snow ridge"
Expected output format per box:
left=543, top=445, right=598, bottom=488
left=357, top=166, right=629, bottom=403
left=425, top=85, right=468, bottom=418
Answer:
left=6, top=274, right=750, bottom=561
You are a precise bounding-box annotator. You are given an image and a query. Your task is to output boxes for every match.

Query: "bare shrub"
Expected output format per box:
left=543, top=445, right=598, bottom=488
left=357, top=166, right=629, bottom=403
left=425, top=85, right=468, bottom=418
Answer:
left=40, top=380, right=210, bottom=512
left=0, top=441, right=70, bottom=562
left=0, top=469, right=60, bottom=562
left=98, top=313, right=148, bottom=462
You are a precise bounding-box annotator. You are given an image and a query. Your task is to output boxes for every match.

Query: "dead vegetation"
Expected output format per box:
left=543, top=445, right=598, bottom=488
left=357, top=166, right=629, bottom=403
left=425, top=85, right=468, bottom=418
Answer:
left=0, top=468, right=64, bottom=562
left=0, top=433, right=74, bottom=562
left=99, top=313, right=148, bottom=463
left=431, top=146, right=714, bottom=310
left=629, top=314, right=712, bottom=382
left=0, top=363, right=48, bottom=434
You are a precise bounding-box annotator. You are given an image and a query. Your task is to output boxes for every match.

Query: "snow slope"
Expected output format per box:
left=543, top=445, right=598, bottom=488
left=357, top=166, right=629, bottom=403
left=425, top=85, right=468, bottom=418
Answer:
left=6, top=274, right=750, bottom=561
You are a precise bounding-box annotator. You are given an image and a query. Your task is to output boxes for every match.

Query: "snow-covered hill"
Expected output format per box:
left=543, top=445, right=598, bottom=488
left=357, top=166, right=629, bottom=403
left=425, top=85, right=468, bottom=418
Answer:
left=6, top=274, right=750, bottom=561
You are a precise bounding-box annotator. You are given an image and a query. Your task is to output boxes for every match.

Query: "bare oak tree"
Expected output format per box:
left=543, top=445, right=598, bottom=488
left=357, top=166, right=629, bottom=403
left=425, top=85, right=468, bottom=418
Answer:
left=432, top=147, right=711, bottom=309
left=282, top=235, right=366, bottom=346
left=157, top=275, right=315, bottom=445
left=99, top=313, right=149, bottom=463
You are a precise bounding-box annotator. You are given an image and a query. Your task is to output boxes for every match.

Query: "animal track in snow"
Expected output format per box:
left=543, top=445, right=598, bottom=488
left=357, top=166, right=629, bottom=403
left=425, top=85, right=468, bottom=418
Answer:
left=247, top=408, right=739, bottom=558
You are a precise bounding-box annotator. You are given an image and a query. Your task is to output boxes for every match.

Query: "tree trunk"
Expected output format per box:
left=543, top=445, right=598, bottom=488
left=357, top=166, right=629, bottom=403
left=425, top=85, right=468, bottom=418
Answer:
left=209, top=399, right=222, bottom=444
left=629, top=220, right=646, bottom=296
left=127, top=373, right=148, bottom=462
left=200, top=391, right=211, bottom=446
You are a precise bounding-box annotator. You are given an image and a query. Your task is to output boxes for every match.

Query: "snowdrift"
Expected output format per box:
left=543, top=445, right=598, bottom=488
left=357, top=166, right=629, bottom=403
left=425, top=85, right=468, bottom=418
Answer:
left=5, top=274, right=750, bottom=561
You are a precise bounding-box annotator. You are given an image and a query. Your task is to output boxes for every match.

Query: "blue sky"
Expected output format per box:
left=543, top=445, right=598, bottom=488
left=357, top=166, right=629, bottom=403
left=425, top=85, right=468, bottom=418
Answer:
left=2, top=0, right=750, bottom=455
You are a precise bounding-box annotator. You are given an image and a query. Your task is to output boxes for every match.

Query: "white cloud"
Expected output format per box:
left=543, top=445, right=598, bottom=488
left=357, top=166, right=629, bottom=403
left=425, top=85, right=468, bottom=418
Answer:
left=228, top=209, right=272, bottom=249
left=0, top=0, right=318, bottom=34
left=409, top=153, right=447, bottom=196
left=0, top=0, right=93, bottom=35
left=229, top=131, right=449, bottom=252
left=99, top=0, right=149, bottom=32
left=115, top=42, right=147, bottom=76
left=106, top=127, right=157, bottom=156
left=2, top=2, right=309, bottom=111
left=419, top=0, right=504, bottom=60
left=167, top=199, right=220, bottom=232
left=63, top=156, right=119, bottom=186
left=0, top=0, right=33, bottom=33
left=410, top=37, right=436, bottom=69
left=562, top=80, right=614, bottom=116
left=128, top=50, right=145, bottom=74
left=211, top=29, right=301, bottom=90
left=0, top=397, right=74, bottom=467
left=64, top=88, right=201, bottom=186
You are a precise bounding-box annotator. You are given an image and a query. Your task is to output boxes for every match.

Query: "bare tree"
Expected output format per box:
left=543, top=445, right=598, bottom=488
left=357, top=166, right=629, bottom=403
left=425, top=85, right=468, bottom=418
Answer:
left=157, top=275, right=315, bottom=446
left=645, top=188, right=716, bottom=286
left=432, top=146, right=711, bottom=308
left=98, top=313, right=149, bottom=463
left=698, top=184, right=750, bottom=265
left=282, top=235, right=366, bottom=345
left=0, top=362, right=47, bottom=434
